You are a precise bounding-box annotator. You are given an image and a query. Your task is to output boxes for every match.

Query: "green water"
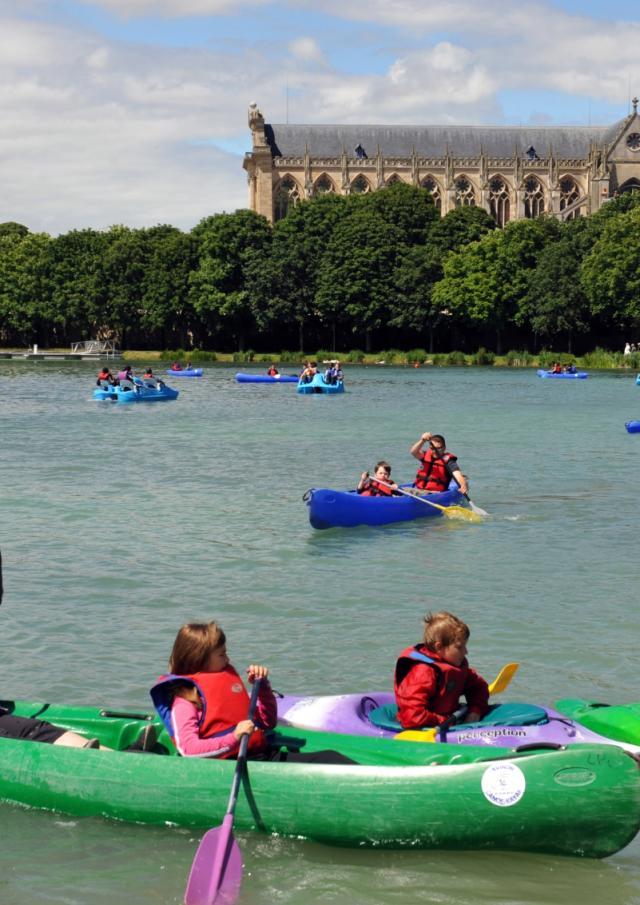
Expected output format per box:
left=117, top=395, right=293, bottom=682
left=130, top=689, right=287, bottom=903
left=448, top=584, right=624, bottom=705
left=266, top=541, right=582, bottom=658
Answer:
left=0, top=362, right=639, bottom=905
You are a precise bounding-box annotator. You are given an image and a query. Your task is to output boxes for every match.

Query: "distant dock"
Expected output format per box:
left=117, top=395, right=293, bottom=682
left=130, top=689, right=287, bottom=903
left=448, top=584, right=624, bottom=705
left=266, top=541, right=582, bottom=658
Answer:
left=0, top=340, right=122, bottom=361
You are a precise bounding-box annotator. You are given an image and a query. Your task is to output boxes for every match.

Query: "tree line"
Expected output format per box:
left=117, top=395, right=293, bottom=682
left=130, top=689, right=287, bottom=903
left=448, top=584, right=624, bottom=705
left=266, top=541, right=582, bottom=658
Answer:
left=1, top=185, right=639, bottom=354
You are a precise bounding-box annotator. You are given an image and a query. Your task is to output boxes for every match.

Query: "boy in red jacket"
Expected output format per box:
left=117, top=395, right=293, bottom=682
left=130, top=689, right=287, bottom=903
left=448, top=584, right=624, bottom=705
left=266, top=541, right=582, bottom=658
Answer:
left=394, top=611, right=489, bottom=730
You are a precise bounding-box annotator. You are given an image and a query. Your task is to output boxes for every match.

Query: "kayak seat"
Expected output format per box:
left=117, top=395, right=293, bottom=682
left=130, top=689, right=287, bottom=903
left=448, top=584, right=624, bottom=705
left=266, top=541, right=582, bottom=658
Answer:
left=368, top=701, right=548, bottom=733
left=448, top=702, right=548, bottom=731
left=267, top=730, right=306, bottom=753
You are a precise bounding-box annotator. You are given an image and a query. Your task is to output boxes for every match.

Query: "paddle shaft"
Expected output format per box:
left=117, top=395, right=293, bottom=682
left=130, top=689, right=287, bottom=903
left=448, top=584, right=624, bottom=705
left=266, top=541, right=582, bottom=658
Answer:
left=377, top=481, right=448, bottom=513
left=225, top=678, right=262, bottom=817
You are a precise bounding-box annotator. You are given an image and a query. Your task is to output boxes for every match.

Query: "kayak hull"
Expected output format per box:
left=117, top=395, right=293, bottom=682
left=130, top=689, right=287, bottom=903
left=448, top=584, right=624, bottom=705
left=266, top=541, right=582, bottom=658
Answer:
left=297, top=374, right=344, bottom=394
left=305, top=484, right=464, bottom=529
left=555, top=698, right=640, bottom=745
left=277, top=691, right=640, bottom=752
left=625, top=420, right=640, bottom=433
left=537, top=370, right=588, bottom=379
left=93, top=384, right=178, bottom=402
left=166, top=369, right=203, bottom=377
left=0, top=699, right=638, bottom=858
left=236, top=373, right=298, bottom=383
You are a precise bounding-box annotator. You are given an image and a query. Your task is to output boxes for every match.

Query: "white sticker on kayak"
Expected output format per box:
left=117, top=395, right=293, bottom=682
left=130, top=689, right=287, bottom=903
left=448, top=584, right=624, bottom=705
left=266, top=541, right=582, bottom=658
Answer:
left=481, top=762, right=526, bottom=807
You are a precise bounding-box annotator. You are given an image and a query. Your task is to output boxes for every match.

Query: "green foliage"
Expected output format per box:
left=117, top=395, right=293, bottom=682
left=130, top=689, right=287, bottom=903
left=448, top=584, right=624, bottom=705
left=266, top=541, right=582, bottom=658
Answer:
left=538, top=350, right=573, bottom=368
left=445, top=350, right=467, bottom=365
left=505, top=349, right=533, bottom=367
left=472, top=347, right=495, bottom=365
left=406, top=348, right=428, bottom=363
left=188, top=350, right=217, bottom=362
left=345, top=349, right=366, bottom=363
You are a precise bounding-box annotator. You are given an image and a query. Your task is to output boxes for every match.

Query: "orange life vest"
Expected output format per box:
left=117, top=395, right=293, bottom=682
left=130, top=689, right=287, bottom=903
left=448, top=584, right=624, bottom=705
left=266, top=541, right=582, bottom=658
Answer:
left=359, top=478, right=394, bottom=497
left=415, top=450, right=457, bottom=492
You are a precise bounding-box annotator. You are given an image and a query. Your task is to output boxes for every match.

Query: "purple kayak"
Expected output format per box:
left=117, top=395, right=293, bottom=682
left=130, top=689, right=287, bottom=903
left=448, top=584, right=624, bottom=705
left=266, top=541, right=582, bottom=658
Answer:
left=277, top=692, right=640, bottom=751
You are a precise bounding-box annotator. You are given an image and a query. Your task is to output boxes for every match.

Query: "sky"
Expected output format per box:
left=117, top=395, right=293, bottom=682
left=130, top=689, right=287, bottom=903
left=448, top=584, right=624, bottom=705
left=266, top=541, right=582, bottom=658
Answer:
left=1, top=0, right=640, bottom=235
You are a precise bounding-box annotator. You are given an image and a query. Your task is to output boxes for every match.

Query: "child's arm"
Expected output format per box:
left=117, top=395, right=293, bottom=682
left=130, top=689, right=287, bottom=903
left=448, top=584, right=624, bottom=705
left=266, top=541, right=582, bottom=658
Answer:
left=395, top=665, right=448, bottom=729
left=247, top=664, right=278, bottom=730
left=170, top=696, right=240, bottom=758
left=461, top=668, right=490, bottom=722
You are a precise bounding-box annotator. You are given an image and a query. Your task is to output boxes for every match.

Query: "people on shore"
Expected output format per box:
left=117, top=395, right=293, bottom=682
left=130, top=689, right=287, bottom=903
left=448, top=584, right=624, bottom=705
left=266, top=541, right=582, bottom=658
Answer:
left=357, top=461, right=399, bottom=497
left=150, top=622, right=357, bottom=763
left=410, top=432, right=467, bottom=495
left=394, top=611, right=489, bottom=730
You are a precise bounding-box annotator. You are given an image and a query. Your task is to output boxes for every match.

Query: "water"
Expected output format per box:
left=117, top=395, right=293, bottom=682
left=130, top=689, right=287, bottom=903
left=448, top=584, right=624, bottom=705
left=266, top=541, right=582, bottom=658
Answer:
left=0, top=362, right=639, bottom=905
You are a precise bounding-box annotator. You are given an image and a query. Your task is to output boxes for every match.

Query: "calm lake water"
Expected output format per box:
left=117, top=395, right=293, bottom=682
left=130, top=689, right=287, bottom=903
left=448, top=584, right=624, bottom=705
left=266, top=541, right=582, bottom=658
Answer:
left=0, top=362, right=639, bottom=905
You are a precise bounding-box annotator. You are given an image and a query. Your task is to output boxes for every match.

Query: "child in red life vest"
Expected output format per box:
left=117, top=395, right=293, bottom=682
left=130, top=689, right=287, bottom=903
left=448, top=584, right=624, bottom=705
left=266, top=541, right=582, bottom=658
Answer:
left=357, top=461, right=399, bottom=496
left=151, top=621, right=277, bottom=759
left=394, top=611, right=489, bottom=730
left=409, top=432, right=468, bottom=495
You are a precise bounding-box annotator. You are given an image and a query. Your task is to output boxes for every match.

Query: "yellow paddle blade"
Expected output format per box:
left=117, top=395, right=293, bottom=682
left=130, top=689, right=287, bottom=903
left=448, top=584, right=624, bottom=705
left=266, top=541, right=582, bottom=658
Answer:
left=488, top=662, right=519, bottom=695
left=394, top=729, right=438, bottom=743
left=441, top=505, right=484, bottom=523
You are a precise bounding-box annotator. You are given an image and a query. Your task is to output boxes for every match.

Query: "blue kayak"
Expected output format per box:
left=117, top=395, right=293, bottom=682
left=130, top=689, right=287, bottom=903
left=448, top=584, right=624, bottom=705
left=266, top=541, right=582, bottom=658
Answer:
left=165, top=368, right=202, bottom=377
left=236, top=373, right=298, bottom=383
left=625, top=421, right=640, bottom=433
left=635, top=374, right=640, bottom=386
left=537, top=370, right=588, bottom=379
left=94, top=382, right=178, bottom=403
left=298, top=373, right=345, bottom=394
left=304, top=483, right=464, bottom=529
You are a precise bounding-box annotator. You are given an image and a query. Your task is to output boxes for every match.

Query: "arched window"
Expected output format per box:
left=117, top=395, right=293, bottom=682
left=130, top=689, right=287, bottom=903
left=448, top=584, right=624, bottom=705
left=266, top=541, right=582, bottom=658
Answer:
left=385, top=174, right=402, bottom=186
left=619, top=178, right=640, bottom=194
left=488, top=176, right=510, bottom=227
left=351, top=175, right=370, bottom=194
left=559, top=177, right=580, bottom=219
left=274, top=175, right=300, bottom=221
left=313, top=174, right=334, bottom=196
left=523, top=177, right=545, bottom=219
left=421, top=176, right=442, bottom=212
left=454, top=176, right=475, bottom=207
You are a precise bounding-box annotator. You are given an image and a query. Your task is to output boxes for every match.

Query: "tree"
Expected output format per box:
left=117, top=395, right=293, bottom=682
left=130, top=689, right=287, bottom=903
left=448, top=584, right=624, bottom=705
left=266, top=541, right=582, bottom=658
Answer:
left=364, top=182, right=438, bottom=246
left=47, top=229, right=110, bottom=344
left=255, top=194, right=349, bottom=350
left=0, top=230, right=50, bottom=345
left=315, top=206, right=405, bottom=351
left=139, top=226, right=197, bottom=348
left=390, top=245, right=447, bottom=351
left=581, top=205, right=640, bottom=334
left=191, top=210, right=272, bottom=350
left=520, top=218, right=592, bottom=351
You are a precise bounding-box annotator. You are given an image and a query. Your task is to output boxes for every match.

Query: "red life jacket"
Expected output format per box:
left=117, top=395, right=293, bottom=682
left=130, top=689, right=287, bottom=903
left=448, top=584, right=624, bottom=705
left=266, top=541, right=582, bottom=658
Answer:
left=415, top=450, right=457, bottom=492
left=267, top=368, right=278, bottom=376
left=395, top=644, right=464, bottom=718
left=151, top=667, right=268, bottom=758
left=359, top=478, right=394, bottom=497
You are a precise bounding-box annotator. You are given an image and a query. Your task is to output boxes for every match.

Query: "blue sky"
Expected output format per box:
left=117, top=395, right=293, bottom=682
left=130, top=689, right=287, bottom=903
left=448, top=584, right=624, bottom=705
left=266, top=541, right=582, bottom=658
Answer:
left=1, top=0, right=639, bottom=233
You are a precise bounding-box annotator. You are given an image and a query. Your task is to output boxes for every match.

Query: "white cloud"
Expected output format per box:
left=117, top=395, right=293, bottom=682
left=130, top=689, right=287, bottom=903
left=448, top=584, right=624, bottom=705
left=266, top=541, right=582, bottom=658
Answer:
left=288, top=37, right=326, bottom=65
left=84, top=0, right=271, bottom=15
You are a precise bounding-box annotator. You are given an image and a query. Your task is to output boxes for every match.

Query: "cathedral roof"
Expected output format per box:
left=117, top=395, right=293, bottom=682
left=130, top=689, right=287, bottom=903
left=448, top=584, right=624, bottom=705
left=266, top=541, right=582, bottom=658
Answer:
left=264, top=123, right=619, bottom=159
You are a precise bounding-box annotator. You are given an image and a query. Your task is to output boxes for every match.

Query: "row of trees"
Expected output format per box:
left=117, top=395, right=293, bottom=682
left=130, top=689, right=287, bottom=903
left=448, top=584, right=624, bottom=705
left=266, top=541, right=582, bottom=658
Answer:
left=1, top=185, right=639, bottom=353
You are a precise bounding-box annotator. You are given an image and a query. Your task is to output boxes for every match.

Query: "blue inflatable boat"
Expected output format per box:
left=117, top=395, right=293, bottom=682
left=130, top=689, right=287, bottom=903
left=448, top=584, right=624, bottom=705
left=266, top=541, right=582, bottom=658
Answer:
left=635, top=374, right=640, bottom=386
left=94, top=381, right=178, bottom=403
left=235, top=373, right=299, bottom=383
left=297, top=373, right=344, bottom=394
left=165, top=368, right=203, bottom=377
left=625, top=421, right=640, bottom=433
left=304, top=483, right=464, bottom=529
left=537, top=370, right=588, bottom=379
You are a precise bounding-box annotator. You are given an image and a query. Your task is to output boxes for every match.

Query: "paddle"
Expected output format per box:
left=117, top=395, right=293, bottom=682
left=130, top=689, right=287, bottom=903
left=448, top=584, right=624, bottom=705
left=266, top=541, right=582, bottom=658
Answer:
left=184, top=679, right=262, bottom=905
left=437, top=448, right=489, bottom=517
left=379, top=481, right=483, bottom=523
left=394, top=662, right=519, bottom=742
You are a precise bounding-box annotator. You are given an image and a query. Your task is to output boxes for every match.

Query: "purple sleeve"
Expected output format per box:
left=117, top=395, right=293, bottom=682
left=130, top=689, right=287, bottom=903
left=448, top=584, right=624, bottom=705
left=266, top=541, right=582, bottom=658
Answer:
left=170, top=696, right=240, bottom=758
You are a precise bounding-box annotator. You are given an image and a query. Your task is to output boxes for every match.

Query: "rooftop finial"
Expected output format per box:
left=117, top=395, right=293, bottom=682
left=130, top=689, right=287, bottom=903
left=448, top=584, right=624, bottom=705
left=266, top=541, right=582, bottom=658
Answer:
left=633, top=96, right=639, bottom=114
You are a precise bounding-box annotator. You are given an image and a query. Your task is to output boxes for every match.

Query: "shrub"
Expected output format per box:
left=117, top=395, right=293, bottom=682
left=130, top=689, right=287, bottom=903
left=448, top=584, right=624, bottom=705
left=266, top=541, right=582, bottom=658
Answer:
left=445, top=350, right=467, bottom=366
left=472, top=347, right=495, bottom=366
left=346, top=349, right=366, bottom=363
left=406, top=348, right=428, bottom=364
left=505, top=349, right=533, bottom=367
left=231, top=350, right=255, bottom=363
left=315, top=349, right=335, bottom=362
left=188, top=350, right=217, bottom=362
left=278, top=350, right=300, bottom=363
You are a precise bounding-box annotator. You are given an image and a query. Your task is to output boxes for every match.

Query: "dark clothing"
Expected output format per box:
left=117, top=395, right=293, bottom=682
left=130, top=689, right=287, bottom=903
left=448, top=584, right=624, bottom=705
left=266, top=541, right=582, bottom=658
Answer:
left=0, top=712, right=66, bottom=744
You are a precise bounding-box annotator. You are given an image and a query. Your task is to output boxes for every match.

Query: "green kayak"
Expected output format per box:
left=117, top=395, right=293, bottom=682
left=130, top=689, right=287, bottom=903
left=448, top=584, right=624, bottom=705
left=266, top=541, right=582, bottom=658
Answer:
left=556, top=698, right=640, bottom=745
left=1, top=699, right=639, bottom=858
